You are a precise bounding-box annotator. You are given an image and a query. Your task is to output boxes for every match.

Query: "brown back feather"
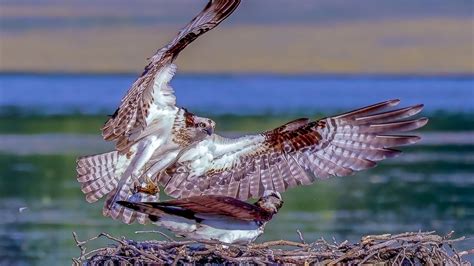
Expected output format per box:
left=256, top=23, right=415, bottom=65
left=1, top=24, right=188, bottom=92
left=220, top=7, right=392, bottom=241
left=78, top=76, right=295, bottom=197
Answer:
left=119, top=195, right=272, bottom=222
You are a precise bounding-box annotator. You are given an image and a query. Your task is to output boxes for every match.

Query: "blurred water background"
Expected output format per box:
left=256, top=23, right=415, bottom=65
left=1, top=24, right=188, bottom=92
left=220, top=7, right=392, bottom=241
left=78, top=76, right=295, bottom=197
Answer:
left=0, top=74, right=473, bottom=265
left=1, top=0, right=474, bottom=265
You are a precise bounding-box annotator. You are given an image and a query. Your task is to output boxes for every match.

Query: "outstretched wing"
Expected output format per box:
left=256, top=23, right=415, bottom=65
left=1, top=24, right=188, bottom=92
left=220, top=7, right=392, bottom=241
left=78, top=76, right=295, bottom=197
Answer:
left=102, top=0, right=241, bottom=152
left=118, top=195, right=270, bottom=222
left=160, top=99, right=428, bottom=200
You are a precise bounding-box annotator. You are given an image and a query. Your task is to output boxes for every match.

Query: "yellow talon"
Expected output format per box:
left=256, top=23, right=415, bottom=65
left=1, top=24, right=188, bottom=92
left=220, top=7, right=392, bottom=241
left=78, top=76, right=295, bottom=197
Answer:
left=136, top=179, right=159, bottom=195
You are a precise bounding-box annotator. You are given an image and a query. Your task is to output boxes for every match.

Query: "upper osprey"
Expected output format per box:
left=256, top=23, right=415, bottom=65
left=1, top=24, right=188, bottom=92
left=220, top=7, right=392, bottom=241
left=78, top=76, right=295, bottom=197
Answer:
left=76, top=0, right=428, bottom=225
left=77, top=0, right=240, bottom=224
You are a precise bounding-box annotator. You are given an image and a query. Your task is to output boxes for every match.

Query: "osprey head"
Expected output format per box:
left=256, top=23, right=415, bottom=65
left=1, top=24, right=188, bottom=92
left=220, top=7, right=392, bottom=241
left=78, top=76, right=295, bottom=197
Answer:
left=193, top=116, right=215, bottom=136
left=255, top=190, right=283, bottom=215
left=183, top=109, right=215, bottom=136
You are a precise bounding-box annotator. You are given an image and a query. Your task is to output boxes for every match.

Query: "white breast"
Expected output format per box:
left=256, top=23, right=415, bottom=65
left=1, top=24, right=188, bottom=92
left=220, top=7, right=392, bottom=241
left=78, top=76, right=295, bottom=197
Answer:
left=155, top=214, right=264, bottom=244
left=154, top=216, right=197, bottom=235
left=192, top=224, right=263, bottom=244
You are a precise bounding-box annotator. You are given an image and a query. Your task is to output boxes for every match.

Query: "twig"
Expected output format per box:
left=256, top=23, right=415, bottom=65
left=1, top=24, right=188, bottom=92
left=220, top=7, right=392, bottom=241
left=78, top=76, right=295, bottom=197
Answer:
left=72, top=230, right=470, bottom=265
left=297, top=229, right=306, bottom=244
left=135, top=230, right=175, bottom=242
left=72, top=232, right=86, bottom=257
left=251, top=240, right=308, bottom=249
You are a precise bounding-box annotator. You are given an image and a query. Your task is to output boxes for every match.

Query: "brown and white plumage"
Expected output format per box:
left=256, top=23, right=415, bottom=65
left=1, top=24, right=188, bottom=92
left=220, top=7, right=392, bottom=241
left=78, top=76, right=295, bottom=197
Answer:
left=76, top=0, right=240, bottom=224
left=159, top=99, right=428, bottom=200
left=101, top=0, right=241, bottom=151
left=117, top=191, right=283, bottom=244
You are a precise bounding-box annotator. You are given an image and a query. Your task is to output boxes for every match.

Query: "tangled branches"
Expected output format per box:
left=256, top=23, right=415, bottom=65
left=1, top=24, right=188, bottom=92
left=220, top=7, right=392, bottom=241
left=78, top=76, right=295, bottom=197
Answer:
left=72, top=231, right=472, bottom=265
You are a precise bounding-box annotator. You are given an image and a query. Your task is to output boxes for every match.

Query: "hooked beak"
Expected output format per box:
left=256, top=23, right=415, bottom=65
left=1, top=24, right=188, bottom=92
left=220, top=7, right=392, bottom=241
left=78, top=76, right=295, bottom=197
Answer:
left=204, top=128, right=213, bottom=135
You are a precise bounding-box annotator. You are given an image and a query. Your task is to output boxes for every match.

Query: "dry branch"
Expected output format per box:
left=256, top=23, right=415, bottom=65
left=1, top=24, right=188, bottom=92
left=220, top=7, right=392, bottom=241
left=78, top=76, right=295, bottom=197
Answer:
left=72, top=231, right=472, bottom=265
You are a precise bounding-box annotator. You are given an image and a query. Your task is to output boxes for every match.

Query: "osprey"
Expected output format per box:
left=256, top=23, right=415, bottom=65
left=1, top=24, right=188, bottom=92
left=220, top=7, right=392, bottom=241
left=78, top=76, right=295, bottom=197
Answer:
left=117, top=191, right=283, bottom=244
left=77, top=0, right=428, bottom=225
left=76, top=0, right=240, bottom=224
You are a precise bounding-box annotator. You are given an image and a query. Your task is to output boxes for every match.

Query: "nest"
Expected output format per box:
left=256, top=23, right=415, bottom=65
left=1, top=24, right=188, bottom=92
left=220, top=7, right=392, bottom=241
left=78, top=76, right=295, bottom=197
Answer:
left=72, top=230, right=472, bottom=265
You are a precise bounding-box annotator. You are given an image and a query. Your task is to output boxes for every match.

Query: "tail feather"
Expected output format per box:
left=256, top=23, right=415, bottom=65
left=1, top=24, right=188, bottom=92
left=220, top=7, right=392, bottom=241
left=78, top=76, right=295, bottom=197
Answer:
left=77, top=151, right=118, bottom=168
left=80, top=171, right=118, bottom=194
left=116, top=201, right=165, bottom=221
left=77, top=166, right=112, bottom=180
left=76, top=151, right=127, bottom=203
left=103, top=185, right=129, bottom=220
left=85, top=178, right=119, bottom=203
left=77, top=150, right=160, bottom=225
left=102, top=178, right=159, bottom=225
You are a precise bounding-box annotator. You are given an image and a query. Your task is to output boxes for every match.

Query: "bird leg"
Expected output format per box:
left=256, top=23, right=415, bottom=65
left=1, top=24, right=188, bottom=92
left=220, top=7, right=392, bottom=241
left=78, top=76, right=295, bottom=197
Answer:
left=124, top=136, right=163, bottom=196
left=136, top=176, right=160, bottom=195
left=133, top=175, right=160, bottom=195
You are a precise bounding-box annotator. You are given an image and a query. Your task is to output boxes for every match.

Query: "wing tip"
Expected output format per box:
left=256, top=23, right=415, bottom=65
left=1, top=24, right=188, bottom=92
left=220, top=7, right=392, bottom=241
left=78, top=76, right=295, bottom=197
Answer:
left=418, top=117, right=429, bottom=127
left=392, top=135, right=422, bottom=145
left=411, top=117, right=429, bottom=131
left=377, top=135, right=423, bottom=146
left=408, top=135, right=422, bottom=144
left=414, top=103, right=424, bottom=109
left=387, top=148, right=403, bottom=158
left=388, top=99, right=401, bottom=106
left=85, top=193, right=99, bottom=203
left=409, top=104, right=424, bottom=115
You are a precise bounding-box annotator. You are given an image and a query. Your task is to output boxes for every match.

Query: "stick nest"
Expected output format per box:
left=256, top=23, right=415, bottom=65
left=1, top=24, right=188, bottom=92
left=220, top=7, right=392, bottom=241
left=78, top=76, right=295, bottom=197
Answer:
left=72, top=230, right=472, bottom=265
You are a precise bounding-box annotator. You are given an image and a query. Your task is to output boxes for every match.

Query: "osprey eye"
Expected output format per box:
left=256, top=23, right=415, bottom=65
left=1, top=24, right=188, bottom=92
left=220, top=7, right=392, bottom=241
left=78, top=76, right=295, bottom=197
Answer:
left=198, top=122, right=206, bottom=128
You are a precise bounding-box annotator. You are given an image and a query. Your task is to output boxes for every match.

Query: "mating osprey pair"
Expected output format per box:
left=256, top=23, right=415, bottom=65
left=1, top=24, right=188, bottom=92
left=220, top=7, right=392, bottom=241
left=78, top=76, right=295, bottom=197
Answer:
left=76, top=0, right=427, bottom=243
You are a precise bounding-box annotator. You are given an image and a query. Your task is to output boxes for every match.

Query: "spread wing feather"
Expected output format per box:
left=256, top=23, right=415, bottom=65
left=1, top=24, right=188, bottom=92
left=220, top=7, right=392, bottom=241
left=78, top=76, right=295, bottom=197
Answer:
left=118, top=195, right=271, bottom=222
left=161, top=100, right=428, bottom=200
left=101, top=0, right=241, bottom=152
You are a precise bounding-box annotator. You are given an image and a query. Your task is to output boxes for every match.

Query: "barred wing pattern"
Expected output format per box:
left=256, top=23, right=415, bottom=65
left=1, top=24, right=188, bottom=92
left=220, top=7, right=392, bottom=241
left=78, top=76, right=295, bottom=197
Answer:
left=161, top=100, right=428, bottom=200
left=76, top=151, right=158, bottom=224
left=102, top=0, right=241, bottom=151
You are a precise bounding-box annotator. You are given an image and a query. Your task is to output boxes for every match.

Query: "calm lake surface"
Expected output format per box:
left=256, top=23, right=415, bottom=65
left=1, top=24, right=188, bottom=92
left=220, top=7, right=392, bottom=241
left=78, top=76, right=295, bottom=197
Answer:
left=1, top=74, right=473, bottom=114
left=0, top=74, right=473, bottom=264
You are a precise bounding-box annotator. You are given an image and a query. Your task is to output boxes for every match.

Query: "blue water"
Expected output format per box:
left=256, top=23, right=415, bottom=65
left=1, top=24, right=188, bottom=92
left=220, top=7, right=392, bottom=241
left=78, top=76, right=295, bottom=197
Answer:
left=1, top=74, right=473, bottom=115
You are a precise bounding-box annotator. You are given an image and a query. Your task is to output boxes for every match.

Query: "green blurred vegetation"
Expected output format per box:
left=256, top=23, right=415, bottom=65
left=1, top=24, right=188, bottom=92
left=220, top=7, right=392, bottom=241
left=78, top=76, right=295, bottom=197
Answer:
left=0, top=111, right=472, bottom=134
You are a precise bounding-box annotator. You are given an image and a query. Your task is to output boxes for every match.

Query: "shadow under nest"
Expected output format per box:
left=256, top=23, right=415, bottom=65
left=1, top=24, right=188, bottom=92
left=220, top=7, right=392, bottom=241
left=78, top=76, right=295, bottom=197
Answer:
left=72, top=230, right=471, bottom=265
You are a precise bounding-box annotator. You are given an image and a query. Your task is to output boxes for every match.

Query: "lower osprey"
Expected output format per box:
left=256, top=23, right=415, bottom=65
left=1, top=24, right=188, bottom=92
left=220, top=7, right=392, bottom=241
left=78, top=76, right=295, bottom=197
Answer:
left=118, top=191, right=283, bottom=244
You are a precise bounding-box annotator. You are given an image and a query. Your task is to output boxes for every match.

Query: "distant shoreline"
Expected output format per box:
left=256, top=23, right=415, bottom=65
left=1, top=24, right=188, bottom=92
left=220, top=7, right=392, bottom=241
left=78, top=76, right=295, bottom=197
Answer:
left=1, top=18, right=472, bottom=74
left=1, top=111, right=473, bottom=134
left=1, top=132, right=473, bottom=155
left=1, top=71, right=473, bottom=79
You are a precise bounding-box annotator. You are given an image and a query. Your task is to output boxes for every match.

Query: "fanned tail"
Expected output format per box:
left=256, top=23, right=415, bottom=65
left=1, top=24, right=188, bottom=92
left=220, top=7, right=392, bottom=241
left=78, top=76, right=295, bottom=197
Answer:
left=76, top=151, right=125, bottom=203
left=76, top=151, right=157, bottom=224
